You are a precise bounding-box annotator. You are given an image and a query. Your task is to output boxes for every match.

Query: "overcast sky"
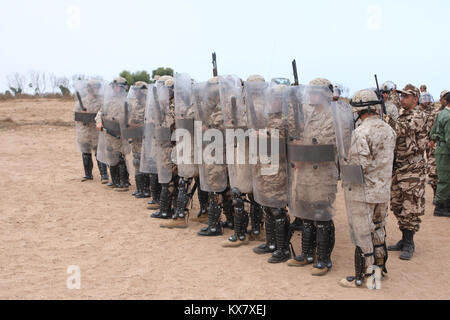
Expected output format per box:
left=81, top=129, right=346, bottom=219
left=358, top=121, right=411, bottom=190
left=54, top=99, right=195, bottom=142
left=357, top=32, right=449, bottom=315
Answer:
left=0, top=0, right=448, bottom=98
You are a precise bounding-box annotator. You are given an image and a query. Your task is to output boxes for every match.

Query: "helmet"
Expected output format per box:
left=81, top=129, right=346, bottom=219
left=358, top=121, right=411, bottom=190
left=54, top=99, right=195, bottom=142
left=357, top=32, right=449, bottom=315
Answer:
left=87, top=79, right=102, bottom=89
left=159, top=75, right=173, bottom=83
left=111, top=77, right=127, bottom=86
left=306, top=78, right=333, bottom=103
left=440, top=90, right=449, bottom=100
left=247, top=75, right=265, bottom=83
left=350, top=89, right=381, bottom=113
left=164, top=79, right=174, bottom=87
left=419, top=92, right=434, bottom=104
left=133, top=81, right=148, bottom=89
left=381, top=81, right=396, bottom=93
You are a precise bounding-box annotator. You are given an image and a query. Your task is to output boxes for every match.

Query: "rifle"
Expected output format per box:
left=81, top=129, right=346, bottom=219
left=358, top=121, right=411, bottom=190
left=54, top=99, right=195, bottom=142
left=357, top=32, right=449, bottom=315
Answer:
left=292, top=59, right=299, bottom=86
left=374, top=74, right=387, bottom=117
left=212, top=52, right=218, bottom=77
left=76, top=91, right=87, bottom=111
left=230, top=96, right=238, bottom=126
left=124, top=102, right=129, bottom=128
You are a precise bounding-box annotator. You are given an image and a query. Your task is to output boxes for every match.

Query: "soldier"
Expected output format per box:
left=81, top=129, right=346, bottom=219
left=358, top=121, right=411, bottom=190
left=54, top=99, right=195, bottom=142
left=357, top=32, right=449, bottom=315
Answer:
left=96, top=77, right=131, bottom=190
left=430, top=92, right=450, bottom=217
left=245, top=76, right=290, bottom=263
left=286, top=78, right=344, bottom=276
left=338, top=89, right=396, bottom=288
left=160, top=73, right=199, bottom=229
left=388, top=84, right=426, bottom=260
left=194, top=77, right=233, bottom=237
left=74, top=79, right=108, bottom=183
left=380, top=81, right=400, bottom=128
left=123, top=81, right=150, bottom=198
left=149, top=77, right=180, bottom=220
left=219, top=75, right=264, bottom=247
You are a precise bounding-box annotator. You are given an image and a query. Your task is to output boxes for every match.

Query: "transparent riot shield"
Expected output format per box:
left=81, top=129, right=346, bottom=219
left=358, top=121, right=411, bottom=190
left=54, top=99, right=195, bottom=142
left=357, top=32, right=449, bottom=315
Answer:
left=220, top=74, right=252, bottom=194
left=194, top=80, right=228, bottom=193
left=174, top=73, right=198, bottom=178
left=140, top=84, right=158, bottom=174
left=286, top=84, right=341, bottom=221
left=96, top=82, right=128, bottom=166
left=246, top=82, right=288, bottom=208
left=73, top=79, right=104, bottom=153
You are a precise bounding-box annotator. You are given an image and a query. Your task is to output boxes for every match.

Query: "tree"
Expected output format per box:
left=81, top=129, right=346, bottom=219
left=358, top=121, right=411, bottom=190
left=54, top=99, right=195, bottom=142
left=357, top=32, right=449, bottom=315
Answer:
left=7, top=72, right=26, bottom=95
left=28, top=70, right=47, bottom=95
left=119, top=70, right=151, bottom=89
left=152, top=67, right=173, bottom=79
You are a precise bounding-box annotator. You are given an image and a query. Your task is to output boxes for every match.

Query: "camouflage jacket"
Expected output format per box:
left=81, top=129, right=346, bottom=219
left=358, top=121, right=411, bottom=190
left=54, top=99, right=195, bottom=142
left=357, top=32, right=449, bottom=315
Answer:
left=393, top=107, right=427, bottom=172
left=129, top=99, right=146, bottom=127
left=345, top=116, right=396, bottom=203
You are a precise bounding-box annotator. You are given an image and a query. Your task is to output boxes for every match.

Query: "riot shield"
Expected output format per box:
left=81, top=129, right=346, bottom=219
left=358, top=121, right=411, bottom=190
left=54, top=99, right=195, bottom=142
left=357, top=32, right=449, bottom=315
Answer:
left=245, top=82, right=288, bottom=208
left=153, top=83, right=174, bottom=184
left=286, top=84, right=343, bottom=221
left=139, top=84, right=158, bottom=174
left=220, top=75, right=252, bottom=194
left=174, top=73, right=198, bottom=178
left=194, top=79, right=228, bottom=193
left=96, top=82, right=128, bottom=166
left=73, top=79, right=104, bottom=153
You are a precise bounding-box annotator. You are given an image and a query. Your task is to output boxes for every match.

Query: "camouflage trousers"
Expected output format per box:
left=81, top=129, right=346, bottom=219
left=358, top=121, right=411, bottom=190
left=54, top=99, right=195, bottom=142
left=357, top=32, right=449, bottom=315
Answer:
left=131, top=140, right=143, bottom=174
left=76, top=123, right=99, bottom=154
left=346, top=201, right=388, bottom=267
left=426, top=148, right=438, bottom=192
left=391, top=169, right=426, bottom=233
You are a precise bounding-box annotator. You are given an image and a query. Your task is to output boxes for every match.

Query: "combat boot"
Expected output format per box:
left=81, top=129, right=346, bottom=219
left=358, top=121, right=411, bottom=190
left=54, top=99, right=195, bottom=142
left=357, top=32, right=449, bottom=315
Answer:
left=81, top=153, right=94, bottom=181
left=223, top=188, right=249, bottom=248
left=97, top=160, right=109, bottom=184
left=164, top=177, right=190, bottom=229
left=107, top=164, right=120, bottom=188
left=268, top=211, right=291, bottom=264
left=221, top=189, right=234, bottom=230
left=253, top=209, right=276, bottom=254
left=248, top=199, right=265, bottom=242
left=151, top=184, right=172, bottom=219
left=141, top=174, right=151, bottom=198
left=388, top=230, right=407, bottom=252
left=288, top=219, right=316, bottom=267
left=115, top=159, right=129, bottom=192
left=133, top=174, right=143, bottom=197
left=434, top=202, right=450, bottom=217
left=198, top=193, right=223, bottom=237
left=399, top=230, right=415, bottom=260
left=311, top=221, right=333, bottom=276
left=191, top=187, right=209, bottom=223
left=147, top=174, right=161, bottom=210
left=339, top=247, right=372, bottom=289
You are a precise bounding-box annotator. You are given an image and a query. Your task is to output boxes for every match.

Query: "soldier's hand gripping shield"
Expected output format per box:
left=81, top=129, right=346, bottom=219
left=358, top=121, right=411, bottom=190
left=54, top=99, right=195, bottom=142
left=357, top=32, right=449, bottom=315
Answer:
left=220, top=74, right=252, bottom=194
left=154, top=83, right=174, bottom=184
left=96, top=81, right=128, bottom=166
left=73, top=79, right=104, bottom=153
left=194, top=79, right=228, bottom=193
left=245, top=82, right=288, bottom=208
left=286, top=83, right=342, bottom=221
left=139, top=84, right=158, bottom=174
left=174, top=73, right=198, bottom=178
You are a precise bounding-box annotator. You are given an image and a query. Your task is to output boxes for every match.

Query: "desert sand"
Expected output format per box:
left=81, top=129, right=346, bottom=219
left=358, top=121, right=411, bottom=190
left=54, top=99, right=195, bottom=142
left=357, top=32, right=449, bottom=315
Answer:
left=0, top=98, right=449, bottom=300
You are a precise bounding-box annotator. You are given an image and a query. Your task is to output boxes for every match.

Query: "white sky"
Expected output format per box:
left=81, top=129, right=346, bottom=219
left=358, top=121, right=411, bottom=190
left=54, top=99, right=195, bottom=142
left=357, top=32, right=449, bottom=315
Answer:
left=0, top=0, right=448, bottom=98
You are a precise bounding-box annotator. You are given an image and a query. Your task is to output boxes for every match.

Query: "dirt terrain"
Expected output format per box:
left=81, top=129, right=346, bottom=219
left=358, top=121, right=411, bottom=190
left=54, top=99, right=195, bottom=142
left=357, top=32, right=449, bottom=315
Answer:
left=0, top=98, right=449, bottom=300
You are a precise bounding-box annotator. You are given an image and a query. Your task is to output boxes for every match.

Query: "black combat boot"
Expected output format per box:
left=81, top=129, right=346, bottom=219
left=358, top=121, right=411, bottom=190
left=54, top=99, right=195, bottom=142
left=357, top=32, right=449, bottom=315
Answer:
left=115, top=158, right=129, bottom=192
left=248, top=194, right=264, bottom=241
left=195, top=184, right=209, bottom=223
left=133, top=174, right=143, bottom=197
left=221, top=188, right=234, bottom=230
left=140, top=174, right=151, bottom=198
left=399, top=230, right=415, bottom=260
left=97, top=160, right=109, bottom=184
left=312, top=221, right=333, bottom=276
left=388, top=230, right=407, bottom=252
left=268, top=209, right=291, bottom=264
left=150, top=184, right=172, bottom=219
left=82, top=153, right=94, bottom=181
left=287, top=219, right=316, bottom=267
left=107, top=165, right=120, bottom=188
left=147, top=174, right=161, bottom=209
left=198, top=193, right=223, bottom=237
left=161, top=177, right=191, bottom=229
left=253, top=208, right=276, bottom=254
left=223, top=188, right=249, bottom=247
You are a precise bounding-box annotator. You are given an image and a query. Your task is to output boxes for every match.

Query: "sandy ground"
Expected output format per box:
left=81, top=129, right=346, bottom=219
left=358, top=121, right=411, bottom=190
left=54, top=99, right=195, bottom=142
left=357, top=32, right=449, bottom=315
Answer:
left=0, top=98, right=449, bottom=300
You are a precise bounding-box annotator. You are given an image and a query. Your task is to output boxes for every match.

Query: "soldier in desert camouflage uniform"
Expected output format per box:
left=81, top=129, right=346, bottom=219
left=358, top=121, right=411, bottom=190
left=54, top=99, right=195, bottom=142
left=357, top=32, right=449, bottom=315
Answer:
left=96, top=77, right=131, bottom=190
left=123, top=81, right=150, bottom=198
left=150, top=76, right=180, bottom=220
left=194, top=77, right=233, bottom=237
left=74, top=79, right=108, bottom=183
left=388, top=84, right=426, bottom=260
left=338, top=89, right=396, bottom=288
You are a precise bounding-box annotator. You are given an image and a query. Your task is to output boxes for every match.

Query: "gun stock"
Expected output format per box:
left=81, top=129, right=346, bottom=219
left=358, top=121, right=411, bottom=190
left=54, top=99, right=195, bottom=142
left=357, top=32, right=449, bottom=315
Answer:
left=212, top=52, right=218, bottom=77
left=374, top=74, right=387, bottom=117
left=76, top=91, right=87, bottom=111
left=292, top=59, right=299, bottom=86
